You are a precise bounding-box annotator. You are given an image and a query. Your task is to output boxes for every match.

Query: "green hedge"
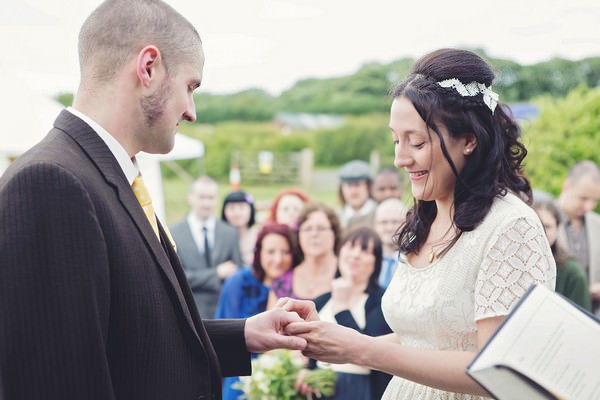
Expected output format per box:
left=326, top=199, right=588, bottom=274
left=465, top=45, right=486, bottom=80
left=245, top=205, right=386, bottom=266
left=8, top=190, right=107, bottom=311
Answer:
left=313, top=113, right=393, bottom=166
left=171, top=86, right=600, bottom=214
left=177, top=121, right=313, bottom=180
left=524, top=86, right=600, bottom=198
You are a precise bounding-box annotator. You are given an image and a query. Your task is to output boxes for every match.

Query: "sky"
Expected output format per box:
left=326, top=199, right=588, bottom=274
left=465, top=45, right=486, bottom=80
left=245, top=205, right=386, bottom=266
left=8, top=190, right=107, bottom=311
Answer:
left=1, top=0, right=599, bottom=97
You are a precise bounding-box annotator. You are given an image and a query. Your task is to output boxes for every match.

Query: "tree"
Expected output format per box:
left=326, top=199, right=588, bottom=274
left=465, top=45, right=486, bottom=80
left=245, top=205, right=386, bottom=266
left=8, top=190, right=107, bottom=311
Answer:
left=523, top=86, right=600, bottom=196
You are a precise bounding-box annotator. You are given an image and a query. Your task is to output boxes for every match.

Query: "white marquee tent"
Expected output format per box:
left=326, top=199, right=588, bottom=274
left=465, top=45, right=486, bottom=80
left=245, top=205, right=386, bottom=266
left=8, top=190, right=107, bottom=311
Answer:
left=137, top=135, right=204, bottom=220
left=0, top=65, right=64, bottom=173
left=1, top=65, right=204, bottom=220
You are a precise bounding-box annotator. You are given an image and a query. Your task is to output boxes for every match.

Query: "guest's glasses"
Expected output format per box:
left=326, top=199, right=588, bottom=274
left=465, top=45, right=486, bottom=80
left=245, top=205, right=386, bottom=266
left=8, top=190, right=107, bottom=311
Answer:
left=298, top=225, right=332, bottom=235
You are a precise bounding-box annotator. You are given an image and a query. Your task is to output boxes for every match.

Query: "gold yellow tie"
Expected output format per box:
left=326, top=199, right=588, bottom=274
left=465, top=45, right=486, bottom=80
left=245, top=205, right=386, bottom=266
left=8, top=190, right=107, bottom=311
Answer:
left=131, top=174, right=176, bottom=250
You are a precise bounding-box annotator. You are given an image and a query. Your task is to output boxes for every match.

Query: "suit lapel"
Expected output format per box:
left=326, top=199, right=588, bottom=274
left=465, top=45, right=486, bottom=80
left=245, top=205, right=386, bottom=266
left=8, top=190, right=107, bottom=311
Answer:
left=179, top=220, right=210, bottom=267
left=158, top=221, right=219, bottom=356
left=54, top=110, right=202, bottom=344
left=213, top=221, right=227, bottom=262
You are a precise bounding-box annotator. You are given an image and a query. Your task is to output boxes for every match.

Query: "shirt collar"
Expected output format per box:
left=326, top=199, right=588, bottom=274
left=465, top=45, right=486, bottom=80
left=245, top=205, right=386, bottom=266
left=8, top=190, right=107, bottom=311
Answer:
left=383, top=252, right=399, bottom=262
left=67, top=107, right=139, bottom=185
left=187, top=213, right=216, bottom=231
left=343, top=198, right=377, bottom=219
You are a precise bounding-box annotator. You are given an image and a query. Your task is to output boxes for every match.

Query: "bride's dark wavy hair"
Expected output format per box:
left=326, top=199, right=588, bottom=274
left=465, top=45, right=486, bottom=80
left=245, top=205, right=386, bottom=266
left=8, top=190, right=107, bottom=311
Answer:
left=392, top=49, right=532, bottom=257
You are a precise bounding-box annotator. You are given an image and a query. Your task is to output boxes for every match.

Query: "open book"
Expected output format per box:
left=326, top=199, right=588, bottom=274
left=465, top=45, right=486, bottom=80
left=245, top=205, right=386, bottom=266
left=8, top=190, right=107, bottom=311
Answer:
left=467, top=284, right=600, bottom=400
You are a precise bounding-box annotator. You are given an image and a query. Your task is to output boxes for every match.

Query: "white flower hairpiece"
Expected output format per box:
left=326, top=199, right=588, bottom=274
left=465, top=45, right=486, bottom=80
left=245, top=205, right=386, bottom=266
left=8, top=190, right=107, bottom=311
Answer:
left=437, top=78, right=499, bottom=113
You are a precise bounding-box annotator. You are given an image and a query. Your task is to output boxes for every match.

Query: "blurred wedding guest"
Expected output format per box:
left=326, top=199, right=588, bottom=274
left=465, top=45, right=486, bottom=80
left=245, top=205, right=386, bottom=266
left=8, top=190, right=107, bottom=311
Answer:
left=268, top=202, right=341, bottom=305
left=338, top=160, right=376, bottom=228
left=215, top=223, right=300, bottom=400
left=373, top=198, right=407, bottom=288
left=533, top=200, right=592, bottom=311
left=221, top=190, right=260, bottom=266
left=281, top=48, right=555, bottom=400
left=265, top=187, right=311, bottom=228
left=532, top=187, right=553, bottom=203
left=372, top=167, right=405, bottom=203
left=347, top=169, right=407, bottom=231
left=296, top=227, right=393, bottom=400
left=170, top=176, right=243, bottom=318
left=556, top=160, right=600, bottom=314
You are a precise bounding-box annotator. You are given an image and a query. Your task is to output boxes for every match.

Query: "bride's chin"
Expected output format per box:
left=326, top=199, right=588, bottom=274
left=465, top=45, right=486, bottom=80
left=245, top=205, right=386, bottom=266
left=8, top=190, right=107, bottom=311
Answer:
left=413, top=193, right=434, bottom=202
left=411, top=189, right=425, bottom=200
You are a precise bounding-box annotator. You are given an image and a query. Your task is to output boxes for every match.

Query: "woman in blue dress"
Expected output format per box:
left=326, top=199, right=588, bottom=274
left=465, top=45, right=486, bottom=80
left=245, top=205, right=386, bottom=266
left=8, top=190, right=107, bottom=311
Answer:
left=215, top=223, right=300, bottom=400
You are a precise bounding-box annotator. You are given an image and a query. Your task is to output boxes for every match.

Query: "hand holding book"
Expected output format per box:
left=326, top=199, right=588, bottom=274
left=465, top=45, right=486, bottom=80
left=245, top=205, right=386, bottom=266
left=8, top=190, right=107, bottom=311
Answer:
left=467, top=284, right=600, bottom=400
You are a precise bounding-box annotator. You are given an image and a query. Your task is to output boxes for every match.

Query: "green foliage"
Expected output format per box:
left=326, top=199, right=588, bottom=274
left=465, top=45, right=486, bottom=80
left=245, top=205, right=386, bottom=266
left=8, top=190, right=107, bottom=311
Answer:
left=523, top=86, right=600, bottom=196
left=54, top=52, right=600, bottom=121
left=194, top=88, right=276, bottom=124
left=177, top=121, right=313, bottom=180
left=485, top=53, right=600, bottom=102
left=55, top=92, right=74, bottom=107
left=171, top=113, right=394, bottom=198
left=191, top=52, right=599, bottom=119
left=278, top=59, right=413, bottom=115
left=313, top=113, right=392, bottom=166
left=51, top=52, right=600, bottom=213
left=234, top=350, right=336, bottom=400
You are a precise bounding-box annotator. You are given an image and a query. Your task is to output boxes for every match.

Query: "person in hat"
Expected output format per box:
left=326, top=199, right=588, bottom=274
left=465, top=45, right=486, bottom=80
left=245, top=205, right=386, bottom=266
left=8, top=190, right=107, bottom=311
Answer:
left=338, top=160, right=377, bottom=229
left=371, top=167, right=405, bottom=204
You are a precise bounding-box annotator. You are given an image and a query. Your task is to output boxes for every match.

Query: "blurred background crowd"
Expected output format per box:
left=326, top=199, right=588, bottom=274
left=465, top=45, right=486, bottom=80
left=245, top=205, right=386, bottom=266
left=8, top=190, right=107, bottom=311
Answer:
left=168, top=157, right=600, bottom=400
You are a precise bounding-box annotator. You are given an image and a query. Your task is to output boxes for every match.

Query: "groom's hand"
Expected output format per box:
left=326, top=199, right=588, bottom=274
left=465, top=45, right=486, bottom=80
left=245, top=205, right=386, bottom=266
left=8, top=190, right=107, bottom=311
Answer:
left=244, top=308, right=307, bottom=353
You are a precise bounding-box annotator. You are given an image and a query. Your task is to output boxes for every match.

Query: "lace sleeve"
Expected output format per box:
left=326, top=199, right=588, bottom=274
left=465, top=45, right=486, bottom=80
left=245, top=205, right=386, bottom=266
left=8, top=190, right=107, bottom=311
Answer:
left=474, top=216, right=556, bottom=320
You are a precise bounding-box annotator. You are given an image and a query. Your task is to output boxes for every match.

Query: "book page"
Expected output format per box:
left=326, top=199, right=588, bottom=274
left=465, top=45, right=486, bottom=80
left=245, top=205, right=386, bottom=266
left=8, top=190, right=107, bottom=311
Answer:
left=470, top=285, right=600, bottom=400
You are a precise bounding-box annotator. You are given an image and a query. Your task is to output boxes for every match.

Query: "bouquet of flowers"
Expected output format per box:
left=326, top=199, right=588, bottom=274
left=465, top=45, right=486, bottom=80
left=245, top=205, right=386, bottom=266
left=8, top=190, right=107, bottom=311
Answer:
left=234, top=350, right=336, bottom=400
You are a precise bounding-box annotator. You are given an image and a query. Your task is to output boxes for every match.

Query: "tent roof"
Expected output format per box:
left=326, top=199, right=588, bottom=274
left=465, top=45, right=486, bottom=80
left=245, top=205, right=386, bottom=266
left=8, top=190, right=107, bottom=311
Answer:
left=140, top=132, right=204, bottom=161
left=0, top=63, right=203, bottom=161
left=137, top=133, right=204, bottom=220
left=0, top=65, right=64, bottom=156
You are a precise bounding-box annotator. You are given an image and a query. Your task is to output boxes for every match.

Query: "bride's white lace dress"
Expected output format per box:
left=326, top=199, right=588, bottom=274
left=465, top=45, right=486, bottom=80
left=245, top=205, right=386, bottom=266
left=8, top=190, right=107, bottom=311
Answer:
left=381, top=193, right=556, bottom=400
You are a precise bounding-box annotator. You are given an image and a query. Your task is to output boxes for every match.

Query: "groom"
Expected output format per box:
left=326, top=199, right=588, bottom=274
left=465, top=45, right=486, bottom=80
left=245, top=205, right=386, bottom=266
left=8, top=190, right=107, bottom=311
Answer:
left=0, top=1, right=306, bottom=399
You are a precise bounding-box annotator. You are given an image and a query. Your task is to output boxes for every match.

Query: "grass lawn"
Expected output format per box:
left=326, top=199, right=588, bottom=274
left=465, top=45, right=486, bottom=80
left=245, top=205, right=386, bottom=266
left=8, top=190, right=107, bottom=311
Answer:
left=162, top=174, right=340, bottom=225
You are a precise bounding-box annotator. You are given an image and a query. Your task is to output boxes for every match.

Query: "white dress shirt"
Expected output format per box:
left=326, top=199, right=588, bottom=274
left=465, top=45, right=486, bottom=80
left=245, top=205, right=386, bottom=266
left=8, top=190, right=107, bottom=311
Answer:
left=67, top=107, right=138, bottom=185
left=187, top=214, right=216, bottom=254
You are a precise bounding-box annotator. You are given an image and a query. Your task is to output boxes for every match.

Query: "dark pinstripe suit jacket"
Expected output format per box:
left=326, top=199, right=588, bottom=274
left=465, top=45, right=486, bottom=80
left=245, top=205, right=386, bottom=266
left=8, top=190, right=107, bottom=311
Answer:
left=0, top=110, right=250, bottom=400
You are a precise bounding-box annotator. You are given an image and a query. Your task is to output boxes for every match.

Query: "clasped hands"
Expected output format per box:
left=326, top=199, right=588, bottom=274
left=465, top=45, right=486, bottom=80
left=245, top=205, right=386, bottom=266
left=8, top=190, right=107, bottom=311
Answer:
left=244, top=297, right=361, bottom=365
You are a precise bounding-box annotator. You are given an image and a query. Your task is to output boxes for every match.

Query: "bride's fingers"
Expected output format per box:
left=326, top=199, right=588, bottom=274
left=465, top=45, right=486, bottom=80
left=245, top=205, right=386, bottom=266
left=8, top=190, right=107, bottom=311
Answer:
left=283, top=321, right=316, bottom=335
left=274, top=297, right=290, bottom=308
left=276, top=298, right=320, bottom=321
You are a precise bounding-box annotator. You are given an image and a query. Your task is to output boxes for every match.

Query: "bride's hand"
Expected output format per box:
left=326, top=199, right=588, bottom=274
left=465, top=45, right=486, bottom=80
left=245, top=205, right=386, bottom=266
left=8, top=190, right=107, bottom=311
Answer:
left=285, top=320, right=365, bottom=365
left=275, top=297, right=320, bottom=322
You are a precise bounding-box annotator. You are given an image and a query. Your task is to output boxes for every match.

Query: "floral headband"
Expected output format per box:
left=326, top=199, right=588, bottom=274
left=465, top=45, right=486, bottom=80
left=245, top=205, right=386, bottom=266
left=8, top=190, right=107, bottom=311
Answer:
left=437, top=78, right=499, bottom=113
left=244, top=193, right=254, bottom=205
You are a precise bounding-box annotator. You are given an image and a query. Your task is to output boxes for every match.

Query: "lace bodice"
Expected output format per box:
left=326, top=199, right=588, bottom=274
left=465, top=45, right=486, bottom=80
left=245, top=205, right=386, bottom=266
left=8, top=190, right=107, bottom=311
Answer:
left=381, top=193, right=556, bottom=399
